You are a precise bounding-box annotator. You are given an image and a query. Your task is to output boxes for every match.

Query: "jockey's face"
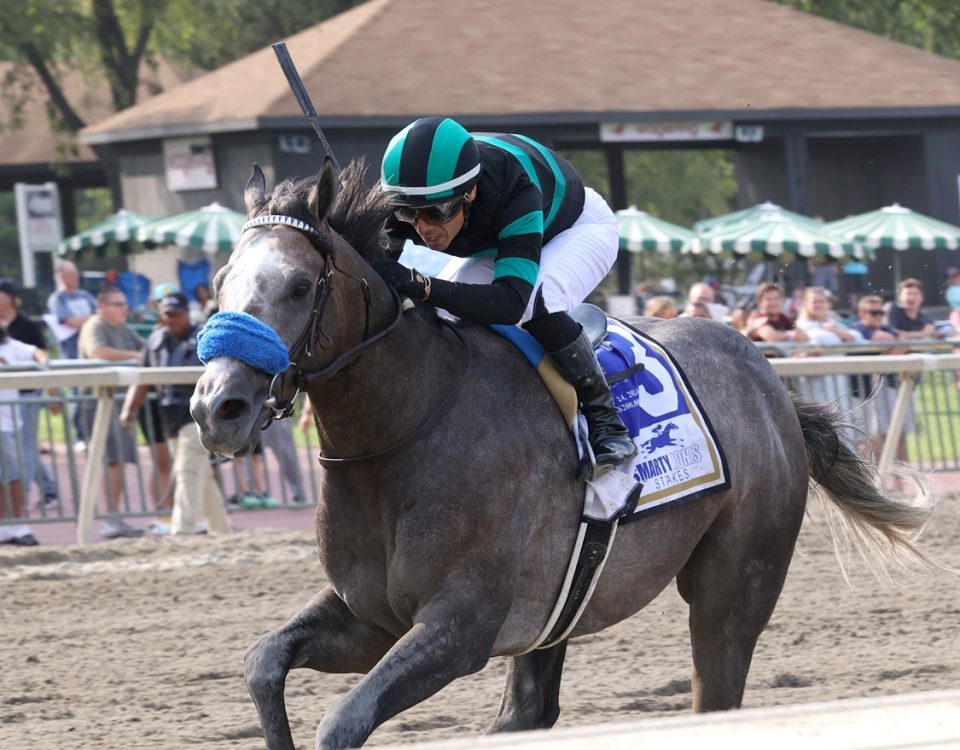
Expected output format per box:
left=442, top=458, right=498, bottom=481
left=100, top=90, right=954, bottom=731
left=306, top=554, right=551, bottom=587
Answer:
left=409, top=186, right=476, bottom=252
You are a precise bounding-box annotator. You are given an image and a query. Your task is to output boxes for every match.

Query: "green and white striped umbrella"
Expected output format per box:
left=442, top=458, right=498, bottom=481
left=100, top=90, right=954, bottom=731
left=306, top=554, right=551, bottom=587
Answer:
left=824, top=204, right=960, bottom=251
left=136, top=202, right=247, bottom=254
left=616, top=207, right=696, bottom=253
left=57, top=209, right=157, bottom=255
left=698, top=211, right=855, bottom=259
left=694, top=201, right=823, bottom=235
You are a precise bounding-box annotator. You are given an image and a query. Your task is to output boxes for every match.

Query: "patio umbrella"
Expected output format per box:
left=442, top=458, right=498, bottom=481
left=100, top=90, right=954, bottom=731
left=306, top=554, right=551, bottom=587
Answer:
left=57, top=209, right=157, bottom=255
left=698, top=211, right=856, bottom=260
left=616, top=207, right=696, bottom=253
left=136, top=202, right=247, bottom=254
left=824, top=204, right=960, bottom=287
left=694, top=201, right=823, bottom=235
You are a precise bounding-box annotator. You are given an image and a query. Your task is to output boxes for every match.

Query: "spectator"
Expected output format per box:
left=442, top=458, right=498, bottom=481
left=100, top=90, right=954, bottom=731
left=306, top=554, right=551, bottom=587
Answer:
left=795, top=287, right=860, bottom=345
left=190, top=283, right=217, bottom=325
left=728, top=303, right=752, bottom=334
left=745, top=282, right=810, bottom=345
left=945, top=267, right=960, bottom=335
left=886, top=278, right=934, bottom=340
left=0, top=280, right=59, bottom=511
left=46, top=260, right=97, bottom=359
left=687, top=281, right=728, bottom=321
left=120, top=292, right=230, bottom=536
left=227, top=442, right=278, bottom=509
left=682, top=300, right=712, bottom=319
left=0, top=325, right=48, bottom=545
left=794, top=287, right=862, bottom=443
left=77, top=287, right=146, bottom=539
left=260, top=419, right=308, bottom=506
left=850, top=295, right=911, bottom=464
left=46, top=260, right=98, bottom=447
left=644, top=295, right=678, bottom=319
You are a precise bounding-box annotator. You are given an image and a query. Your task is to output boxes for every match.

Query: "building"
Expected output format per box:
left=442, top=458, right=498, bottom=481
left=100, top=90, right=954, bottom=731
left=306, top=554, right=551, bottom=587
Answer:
left=80, top=0, right=960, bottom=297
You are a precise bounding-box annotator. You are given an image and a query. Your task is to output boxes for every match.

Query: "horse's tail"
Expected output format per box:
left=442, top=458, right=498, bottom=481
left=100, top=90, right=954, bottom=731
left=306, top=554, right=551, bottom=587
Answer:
left=795, top=397, right=944, bottom=578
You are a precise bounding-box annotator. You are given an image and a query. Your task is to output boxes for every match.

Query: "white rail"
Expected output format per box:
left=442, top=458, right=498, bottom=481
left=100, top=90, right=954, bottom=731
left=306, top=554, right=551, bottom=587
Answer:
left=0, top=352, right=956, bottom=544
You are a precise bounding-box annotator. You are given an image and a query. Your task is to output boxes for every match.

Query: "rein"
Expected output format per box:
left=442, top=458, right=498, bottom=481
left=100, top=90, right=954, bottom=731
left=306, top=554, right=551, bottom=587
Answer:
left=241, top=213, right=470, bottom=467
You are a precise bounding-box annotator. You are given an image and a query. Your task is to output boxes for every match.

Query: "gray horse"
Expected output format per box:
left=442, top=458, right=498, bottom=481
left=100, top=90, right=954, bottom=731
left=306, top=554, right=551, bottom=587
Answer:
left=190, top=160, right=933, bottom=750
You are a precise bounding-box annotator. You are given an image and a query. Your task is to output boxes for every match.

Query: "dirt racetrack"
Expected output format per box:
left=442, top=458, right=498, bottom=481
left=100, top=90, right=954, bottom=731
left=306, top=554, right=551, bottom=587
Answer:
left=1, top=494, right=958, bottom=750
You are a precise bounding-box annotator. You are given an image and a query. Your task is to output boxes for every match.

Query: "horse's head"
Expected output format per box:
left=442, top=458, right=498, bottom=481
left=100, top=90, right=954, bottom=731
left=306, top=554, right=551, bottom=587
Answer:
left=190, top=158, right=392, bottom=455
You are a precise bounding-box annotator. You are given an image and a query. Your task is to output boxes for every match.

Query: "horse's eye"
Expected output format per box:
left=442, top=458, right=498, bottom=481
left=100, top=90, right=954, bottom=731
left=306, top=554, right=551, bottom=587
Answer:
left=293, top=281, right=312, bottom=299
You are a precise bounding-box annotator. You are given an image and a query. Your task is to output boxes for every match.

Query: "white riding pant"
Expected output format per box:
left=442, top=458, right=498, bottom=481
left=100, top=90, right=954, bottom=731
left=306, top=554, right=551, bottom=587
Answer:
left=436, top=187, right=619, bottom=324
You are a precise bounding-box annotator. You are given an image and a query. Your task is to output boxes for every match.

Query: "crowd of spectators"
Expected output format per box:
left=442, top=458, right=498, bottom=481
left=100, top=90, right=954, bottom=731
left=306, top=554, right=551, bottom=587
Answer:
left=2, top=256, right=959, bottom=544
left=0, top=260, right=311, bottom=546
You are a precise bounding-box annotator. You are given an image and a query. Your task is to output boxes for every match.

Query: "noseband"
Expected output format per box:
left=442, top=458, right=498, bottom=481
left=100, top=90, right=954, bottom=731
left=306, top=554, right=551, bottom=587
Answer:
left=239, top=214, right=404, bottom=426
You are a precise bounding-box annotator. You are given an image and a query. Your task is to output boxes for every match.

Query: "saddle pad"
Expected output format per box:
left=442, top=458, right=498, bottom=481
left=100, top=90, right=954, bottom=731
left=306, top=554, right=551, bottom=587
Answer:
left=598, top=319, right=729, bottom=522
left=492, top=318, right=729, bottom=522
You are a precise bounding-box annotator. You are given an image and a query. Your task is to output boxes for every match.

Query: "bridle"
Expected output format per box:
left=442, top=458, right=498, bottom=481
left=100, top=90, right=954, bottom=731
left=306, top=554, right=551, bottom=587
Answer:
left=240, top=213, right=469, bottom=467
left=240, top=214, right=404, bottom=425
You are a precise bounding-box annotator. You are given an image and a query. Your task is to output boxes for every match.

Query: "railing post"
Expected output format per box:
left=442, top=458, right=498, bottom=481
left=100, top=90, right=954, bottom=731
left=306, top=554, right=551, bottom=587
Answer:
left=76, top=386, right=114, bottom=544
left=878, top=372, right=918, bottom=477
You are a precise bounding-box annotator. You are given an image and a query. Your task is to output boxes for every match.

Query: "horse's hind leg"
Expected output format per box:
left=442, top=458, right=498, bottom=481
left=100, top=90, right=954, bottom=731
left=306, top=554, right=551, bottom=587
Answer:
left=488, top=640, right=568, bottom=732
left=244, top=586, right=395, bottom=750
left=676, top=499, right=804, bottom=712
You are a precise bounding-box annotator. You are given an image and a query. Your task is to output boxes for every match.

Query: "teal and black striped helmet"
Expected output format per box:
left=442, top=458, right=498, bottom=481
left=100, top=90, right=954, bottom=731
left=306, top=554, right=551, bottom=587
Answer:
left=380, top=117, right=481, bottom=208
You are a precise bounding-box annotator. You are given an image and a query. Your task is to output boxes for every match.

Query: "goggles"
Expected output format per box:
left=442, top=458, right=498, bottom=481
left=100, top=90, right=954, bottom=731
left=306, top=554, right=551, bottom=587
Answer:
left=393, top=195, right=466, bottom=225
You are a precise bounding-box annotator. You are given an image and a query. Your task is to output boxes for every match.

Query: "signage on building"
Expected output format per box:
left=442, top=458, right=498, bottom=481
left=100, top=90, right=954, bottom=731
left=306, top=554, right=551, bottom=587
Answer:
left=735, top=125, right=765, bottom=143
left=15, top=182, right=62, bottom=288
left=163, top=136, right=218, bottom=191
left=600, top=121, right=733, bottom=143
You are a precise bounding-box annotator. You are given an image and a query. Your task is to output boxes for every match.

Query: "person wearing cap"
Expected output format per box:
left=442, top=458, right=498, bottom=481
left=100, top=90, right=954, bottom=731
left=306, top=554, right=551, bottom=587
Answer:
left=121, top=292, right=230, bottom=536
left=0, top=279, right=59, bottom=512
left=376, top=116, right=636, bottom=480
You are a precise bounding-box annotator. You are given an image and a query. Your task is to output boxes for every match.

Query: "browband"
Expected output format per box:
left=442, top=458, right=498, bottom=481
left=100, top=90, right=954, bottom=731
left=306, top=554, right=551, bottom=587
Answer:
left=242, top=214, right=325, bottom=239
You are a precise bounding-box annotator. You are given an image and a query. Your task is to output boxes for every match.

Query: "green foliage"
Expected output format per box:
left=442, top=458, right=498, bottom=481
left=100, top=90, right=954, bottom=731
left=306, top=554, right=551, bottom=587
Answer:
left=775, top=0, right=960, bottom=60
left=560, top=149, right=740, bottom=288
left=0, top=0, right=366, bottom=138
left=0, top=192, right=18, bottom=279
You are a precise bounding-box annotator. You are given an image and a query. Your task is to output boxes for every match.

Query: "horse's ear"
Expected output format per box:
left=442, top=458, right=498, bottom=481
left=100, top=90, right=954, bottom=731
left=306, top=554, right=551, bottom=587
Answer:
left=244, top=164, right=267, bottom=217
left=307, top=157, right=337, bottom=222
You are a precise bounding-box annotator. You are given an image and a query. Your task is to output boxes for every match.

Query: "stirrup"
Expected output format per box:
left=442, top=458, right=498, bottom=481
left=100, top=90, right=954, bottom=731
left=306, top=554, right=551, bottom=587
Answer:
left=576, top=437, right=617, bottom=482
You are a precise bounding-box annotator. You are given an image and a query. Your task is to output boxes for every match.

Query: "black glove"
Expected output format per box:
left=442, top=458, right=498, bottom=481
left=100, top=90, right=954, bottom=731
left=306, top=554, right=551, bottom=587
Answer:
left=373, top=258, right=432, bottom=301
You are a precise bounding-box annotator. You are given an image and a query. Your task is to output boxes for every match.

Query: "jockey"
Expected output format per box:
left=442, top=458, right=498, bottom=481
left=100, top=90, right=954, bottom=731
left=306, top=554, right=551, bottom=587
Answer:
left=376, top=116, right=636, bottom=479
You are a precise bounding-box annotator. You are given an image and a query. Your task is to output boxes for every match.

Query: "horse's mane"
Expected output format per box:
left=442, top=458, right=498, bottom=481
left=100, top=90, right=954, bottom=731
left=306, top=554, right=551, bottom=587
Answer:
left=258, top=158, right=392, bottom=263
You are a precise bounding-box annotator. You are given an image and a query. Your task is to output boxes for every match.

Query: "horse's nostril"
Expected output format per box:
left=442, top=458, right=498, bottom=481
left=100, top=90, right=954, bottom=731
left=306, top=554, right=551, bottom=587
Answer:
left=216, top=398, right=249, bottom=421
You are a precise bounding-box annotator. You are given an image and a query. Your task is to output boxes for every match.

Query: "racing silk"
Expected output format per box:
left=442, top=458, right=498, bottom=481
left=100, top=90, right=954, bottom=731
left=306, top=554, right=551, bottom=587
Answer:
left=387, top=134, right=585, bottom=324
left=143, top=324, right=201, bottom=437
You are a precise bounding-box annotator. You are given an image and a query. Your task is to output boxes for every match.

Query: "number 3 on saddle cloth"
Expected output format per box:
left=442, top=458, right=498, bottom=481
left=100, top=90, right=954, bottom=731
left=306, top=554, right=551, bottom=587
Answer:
left=491, top=306, right=730, bottom=524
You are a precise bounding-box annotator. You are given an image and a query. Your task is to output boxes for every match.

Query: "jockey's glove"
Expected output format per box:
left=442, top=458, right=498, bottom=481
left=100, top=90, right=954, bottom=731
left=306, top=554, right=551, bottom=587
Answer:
left=373, top=258, right=431, bottom=301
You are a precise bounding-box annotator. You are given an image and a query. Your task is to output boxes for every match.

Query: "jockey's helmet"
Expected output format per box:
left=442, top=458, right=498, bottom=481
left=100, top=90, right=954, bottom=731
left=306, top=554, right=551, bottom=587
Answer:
left=380, top=117, right=481, bottom=209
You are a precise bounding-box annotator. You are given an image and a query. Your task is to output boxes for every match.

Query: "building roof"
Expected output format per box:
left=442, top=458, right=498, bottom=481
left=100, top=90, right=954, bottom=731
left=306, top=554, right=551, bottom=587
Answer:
left=0, top=57, right=189, bottom=166
left=83, top=0, right=960, bottom=144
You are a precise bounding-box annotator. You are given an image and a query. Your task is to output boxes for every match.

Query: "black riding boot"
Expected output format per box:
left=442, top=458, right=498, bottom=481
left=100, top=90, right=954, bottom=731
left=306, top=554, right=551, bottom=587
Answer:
left=547, top=329, right=637, bottom=479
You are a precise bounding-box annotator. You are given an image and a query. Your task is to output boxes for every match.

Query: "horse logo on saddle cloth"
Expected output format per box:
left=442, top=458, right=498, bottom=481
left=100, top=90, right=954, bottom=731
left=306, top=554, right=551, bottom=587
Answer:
left=493, top=305, right=730, bottom=650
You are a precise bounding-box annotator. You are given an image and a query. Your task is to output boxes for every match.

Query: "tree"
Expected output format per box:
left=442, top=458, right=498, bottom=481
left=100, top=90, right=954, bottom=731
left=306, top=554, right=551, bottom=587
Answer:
left=0, top=0, right=367, bottom=138
left=775, top=0, right=960, bottom=60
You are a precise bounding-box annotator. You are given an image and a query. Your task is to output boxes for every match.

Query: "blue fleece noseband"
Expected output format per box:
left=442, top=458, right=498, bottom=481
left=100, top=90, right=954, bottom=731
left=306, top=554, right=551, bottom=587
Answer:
left=197, top=311, right=290, bottom=375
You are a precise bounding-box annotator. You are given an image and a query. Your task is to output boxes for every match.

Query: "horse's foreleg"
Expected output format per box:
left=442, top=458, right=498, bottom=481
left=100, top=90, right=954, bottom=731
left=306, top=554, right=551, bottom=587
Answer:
left=313, top=603, right=500, bottom=750
left=244, top=586, right=396, bottom=750
left=487, top=640, right=568, bottom=733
